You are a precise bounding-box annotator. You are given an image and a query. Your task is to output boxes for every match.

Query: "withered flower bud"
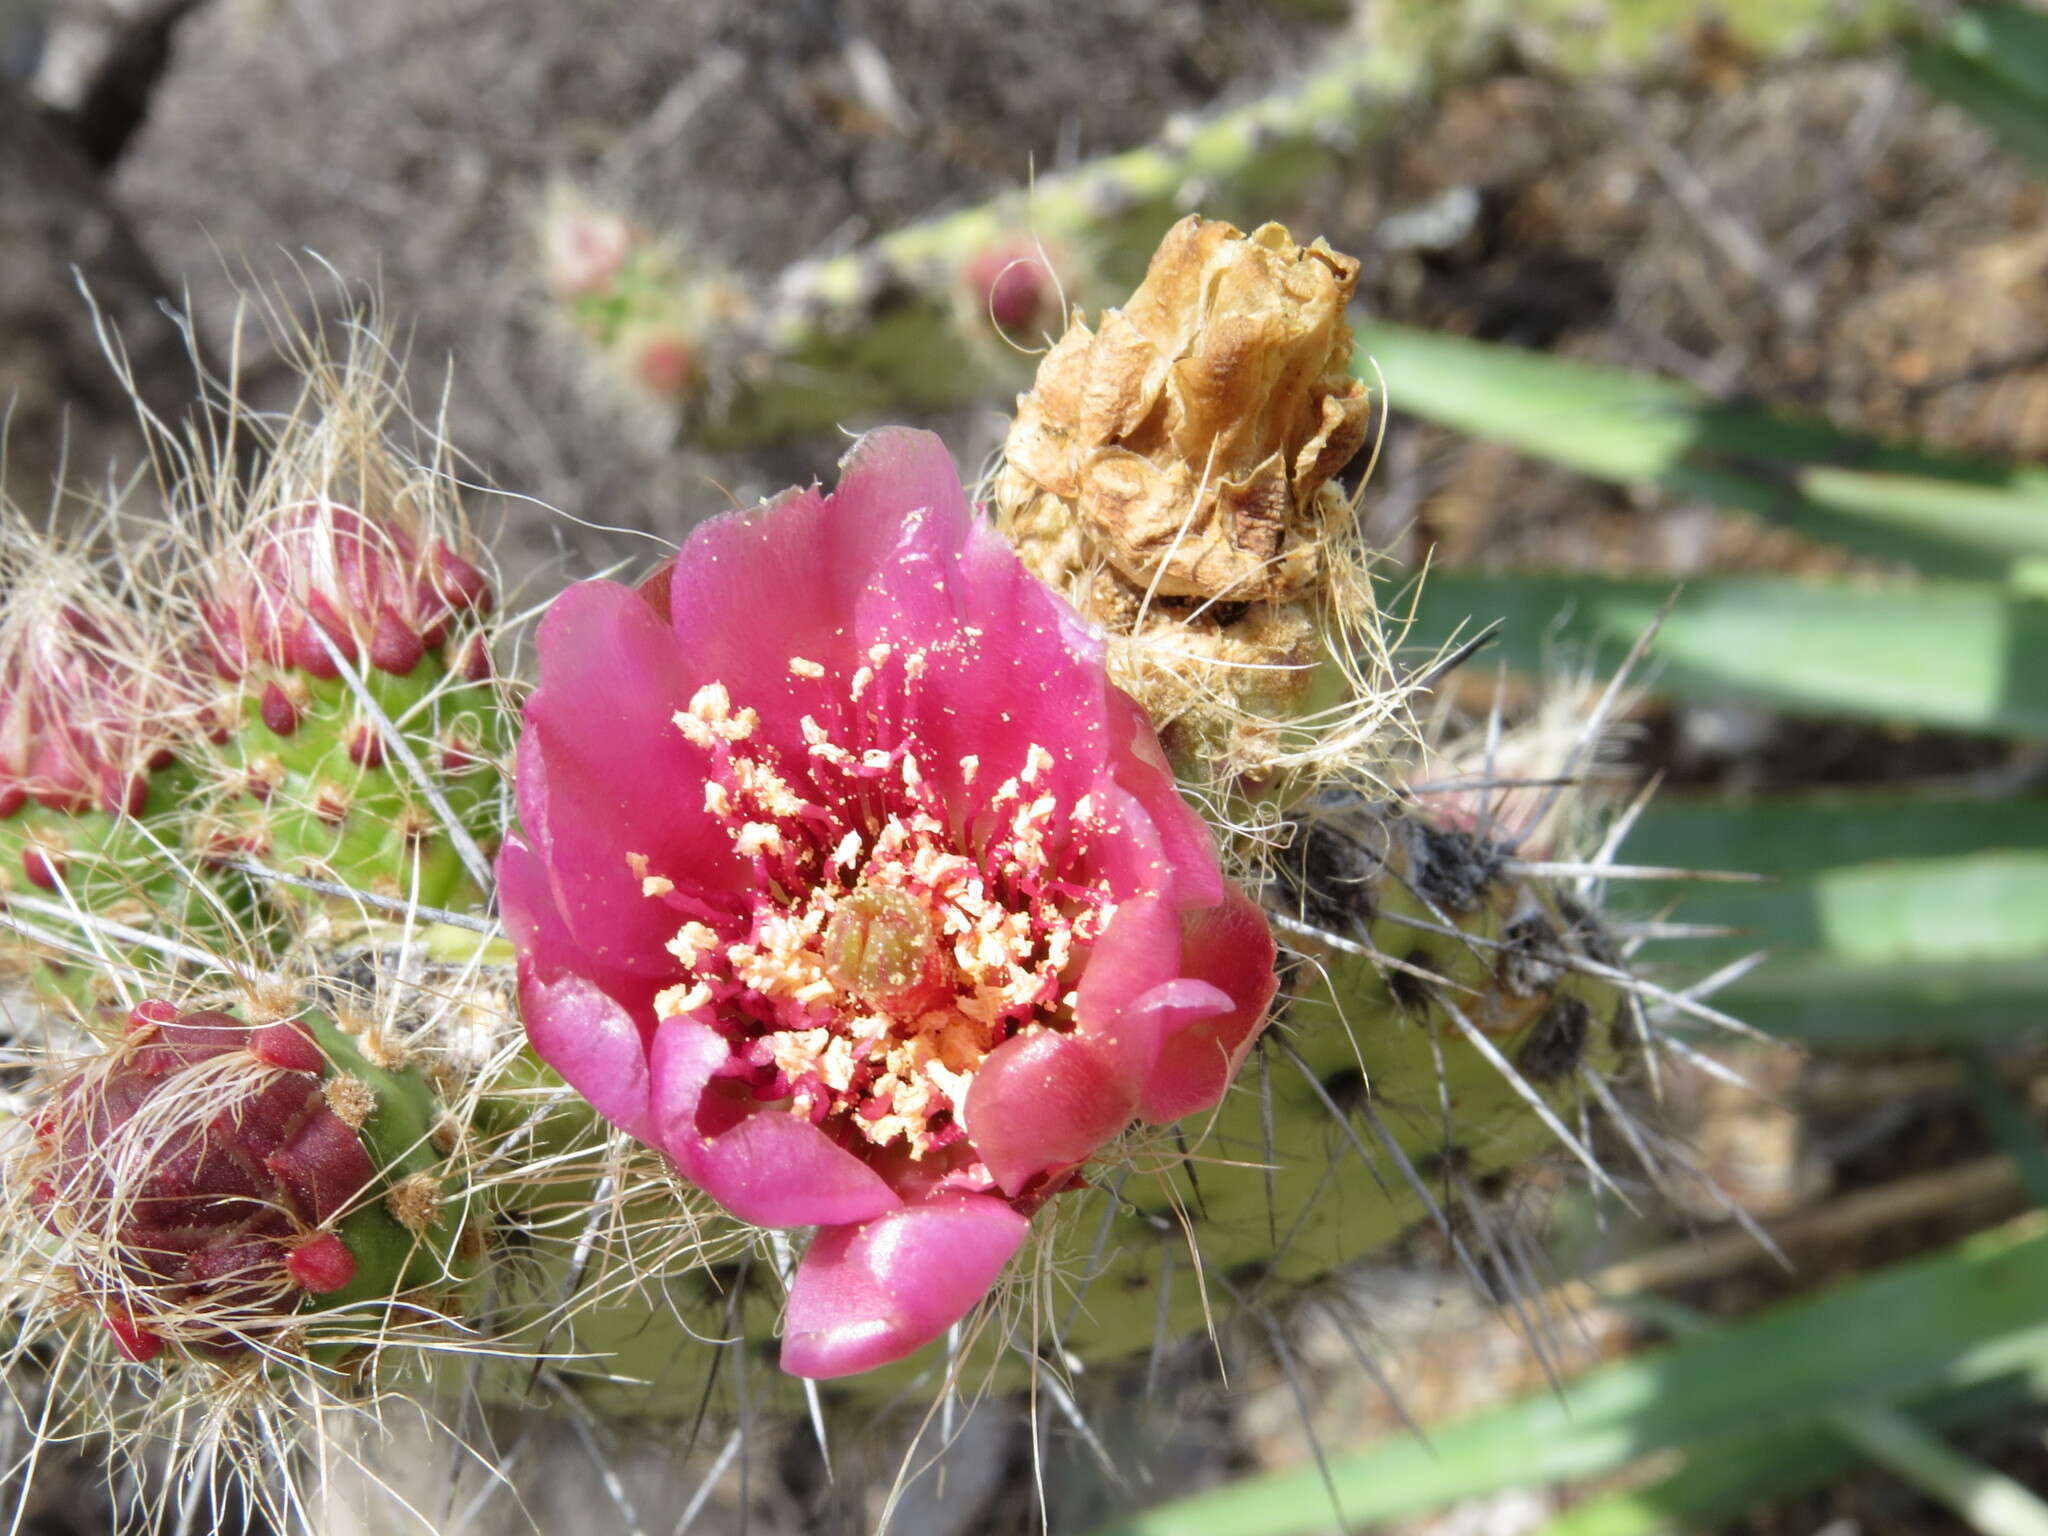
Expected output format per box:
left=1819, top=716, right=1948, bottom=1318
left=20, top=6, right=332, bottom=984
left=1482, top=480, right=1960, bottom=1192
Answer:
left=994, top=215, right=1376, bottom=779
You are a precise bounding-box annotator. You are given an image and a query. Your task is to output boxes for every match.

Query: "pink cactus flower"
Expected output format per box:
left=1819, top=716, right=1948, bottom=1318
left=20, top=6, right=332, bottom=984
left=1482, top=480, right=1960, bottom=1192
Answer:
left=498, top=428, right=1275, bottom=1379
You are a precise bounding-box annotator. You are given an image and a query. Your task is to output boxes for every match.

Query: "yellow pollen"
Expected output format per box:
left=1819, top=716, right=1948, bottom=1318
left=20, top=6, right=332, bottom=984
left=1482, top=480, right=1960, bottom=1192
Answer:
left=654, top=980, right=712, bottom=1018
left=734, top=821, right=784, bottom=857
left=788, top=656, right=825, bottom=678
left=959, top=754, right=979, bottom=784
left=867, top=642, right=893, bottom=668
left=666, top=922, right=720, bottom=967
left=675, top=682, right=758, bottom=748
left=849, top=665, right=875, bottom=701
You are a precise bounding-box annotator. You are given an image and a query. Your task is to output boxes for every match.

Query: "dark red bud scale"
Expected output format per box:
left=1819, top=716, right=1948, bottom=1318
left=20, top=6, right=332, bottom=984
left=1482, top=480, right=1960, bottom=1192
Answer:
left=284, top=1231, right=357, bottom=1294
left=103, top=1310, right=164, bottom=1364
left=29, top=782, right=92, bottom=815
left=21, top=846, right=64, bottom=891
left=431, top=546, right=492, bottom=614
left=127, top=999, right=180, bottom=1034
left=368, top=607, right=425, bottom=677
left=451, top=633, right=492, bottom=682
left=346, top=723, right=386, bottom=770
left=248, top=1020, right=328, bottom=1073
left=97, top=766, right=149, bottom=819
left=260, top=681, right=301, bottom=736
left=0, top=784, right=23, bottom=818
left=287, top=618, right=342, bottom=679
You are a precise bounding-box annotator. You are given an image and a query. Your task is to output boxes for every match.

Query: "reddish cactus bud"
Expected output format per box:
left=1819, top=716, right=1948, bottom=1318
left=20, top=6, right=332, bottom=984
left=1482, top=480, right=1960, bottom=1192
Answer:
left=207, top=501, right=493, bottom=683
left=96, top=766, right=149, bottom=819
left=313, top=783, right=352, bottom=824
left=345, top=723, right=386, bottom=770
left=431, top=545, right=492, bottom=616
left=21, top=844, right=64, bottom=890
left=964, top=237, right=1060, bottom=335
left=1, top=572, right=204, bottom=818
left=450, top=632, right=492, bottom=683
left=541, top=191, right=638, bottom=300
left=633, top=332, right=698, bottom=396
left=127, top=998, right=181, bottom=1033
left=103, top=1309, right=164, bottom=1364
left=369, top=606, right=425, bottom=676
left=247, top=1019, right=328, bottom=1073
left=25, top=1007, right=381, bottom=1355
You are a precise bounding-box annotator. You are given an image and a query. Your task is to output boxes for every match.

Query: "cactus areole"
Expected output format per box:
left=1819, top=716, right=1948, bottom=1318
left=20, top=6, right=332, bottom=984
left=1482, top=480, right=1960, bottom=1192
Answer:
left=498, top=427, right=1277, bottom=1378
left=26, top=1003, right=461, bottom=1362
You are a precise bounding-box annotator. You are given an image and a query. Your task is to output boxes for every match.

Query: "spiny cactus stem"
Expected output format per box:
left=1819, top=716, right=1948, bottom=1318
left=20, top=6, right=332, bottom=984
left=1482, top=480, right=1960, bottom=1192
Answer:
left=565, top=0, right=1933, bottom=445
left=306, top=625, right=495, bottom=894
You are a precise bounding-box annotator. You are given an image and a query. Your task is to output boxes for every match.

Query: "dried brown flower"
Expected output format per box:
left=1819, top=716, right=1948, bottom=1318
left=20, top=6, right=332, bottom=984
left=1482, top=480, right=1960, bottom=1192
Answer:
left=994, top=215, right=1385, bottom=786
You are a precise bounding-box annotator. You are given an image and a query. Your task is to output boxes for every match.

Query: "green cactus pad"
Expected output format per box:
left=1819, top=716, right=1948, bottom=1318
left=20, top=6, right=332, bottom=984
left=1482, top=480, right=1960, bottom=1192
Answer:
left=0, top=762, right=250, bottom=1003
left=486, top=801, right=1630, bottom=1419
left=201, top=650, right=507, bottom=920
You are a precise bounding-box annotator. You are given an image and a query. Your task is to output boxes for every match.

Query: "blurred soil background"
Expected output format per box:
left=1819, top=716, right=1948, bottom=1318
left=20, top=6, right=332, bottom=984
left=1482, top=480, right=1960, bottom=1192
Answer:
left=6, top=1, right=2047, bottom=1532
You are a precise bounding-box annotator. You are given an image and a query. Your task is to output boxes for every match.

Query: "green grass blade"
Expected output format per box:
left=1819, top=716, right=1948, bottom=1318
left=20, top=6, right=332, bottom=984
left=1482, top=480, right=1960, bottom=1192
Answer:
left=1398, top=571, right=2048, bottom=735
left=1624, top=795, right=2048, bottom=880
left=1947, top=3, right=2048, bottom=101
left=1831, top=1404, right=2048, bottom=1536
left=1907, top=46, right=2048, bottom=174
left=1959, top=1047, right=2048, bottom=1207
left=1710, top=955, right=2048, bottom=1049
left=1356, top=322, right=2048, bottom=578
left=1537, top=1372, right=2048, bottom=1536
left=1090, top=1218, right=2048, bottom=1536
left=1910, top=1, right=2048, bottom=174
left=1637, top=851, right=2048, bottom=964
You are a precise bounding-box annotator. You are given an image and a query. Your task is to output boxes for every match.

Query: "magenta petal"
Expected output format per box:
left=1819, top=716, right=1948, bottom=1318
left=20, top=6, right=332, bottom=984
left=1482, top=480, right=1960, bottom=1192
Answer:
left=499, top=838, right=660, bottom=1143
left=965, top=1031, right=1136, bottom=1197
left=780, top=1190, right=1028, bottom=1379
left=875, top=528, right=1112, bottom=813
left=1139, top=886, right=1280, bottom=1124
left=647, top=1016, right=901, bottom=1228
left=1105, top=691, right=1224, bottom=911
left=1069, top=779, right=1172, bottom=906
left=830, top=428, right=977, bottom=558
left=521, top=580, right=741, bottom=964
left=518, top=971, right=658, bottom=1146
left=1071, top=894, right=1185, bottom=1082
left=664, top=431, right=969, bottom=748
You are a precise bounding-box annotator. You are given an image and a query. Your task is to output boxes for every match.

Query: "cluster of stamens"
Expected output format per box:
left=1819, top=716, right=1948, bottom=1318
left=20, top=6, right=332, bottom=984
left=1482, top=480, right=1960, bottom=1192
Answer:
left=648, top=643, right=1117, bottom=1161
